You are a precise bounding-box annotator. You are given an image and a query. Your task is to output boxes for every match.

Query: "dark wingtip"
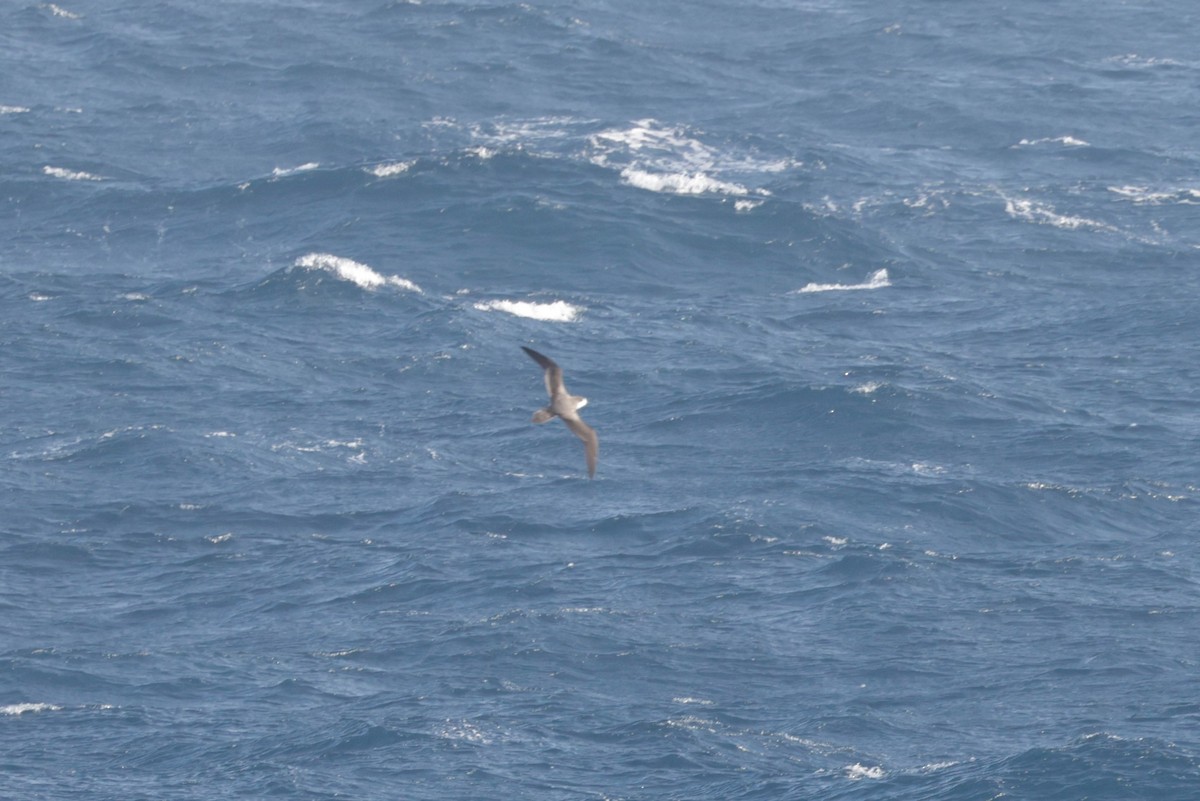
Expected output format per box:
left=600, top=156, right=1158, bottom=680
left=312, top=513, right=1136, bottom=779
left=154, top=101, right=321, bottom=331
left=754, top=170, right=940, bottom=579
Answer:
left=521, top=346, right=554, bottom=369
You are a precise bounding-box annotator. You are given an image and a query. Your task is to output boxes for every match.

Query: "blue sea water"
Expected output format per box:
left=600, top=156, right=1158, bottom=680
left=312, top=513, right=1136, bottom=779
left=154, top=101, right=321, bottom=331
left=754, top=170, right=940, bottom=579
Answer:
left=3, top=0, right=1200, bottom=798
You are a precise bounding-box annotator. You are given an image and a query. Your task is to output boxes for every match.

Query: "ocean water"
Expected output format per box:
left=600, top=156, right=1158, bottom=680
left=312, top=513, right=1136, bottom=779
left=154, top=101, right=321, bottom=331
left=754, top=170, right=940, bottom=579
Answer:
left=3, top=1, right=1199, bottom=798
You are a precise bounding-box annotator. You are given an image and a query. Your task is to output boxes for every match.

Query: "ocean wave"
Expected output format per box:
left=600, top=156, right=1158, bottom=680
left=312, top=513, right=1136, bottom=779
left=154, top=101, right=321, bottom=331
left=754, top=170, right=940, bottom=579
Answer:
left=447, top=115, right=797, bottom=201
left=271, top=162, right=320, bottom=178
left=1108, top=185, right=1200, bottom=205
left=1106, top=53, right=1189, bottom=70
left=618, top=167, right=750, bottom=197
left=588, top=119, right=786, bottom=199
left=1003, top=196, right=1116, bottom=232
left=1, top=703, right=62, bottom=715
left=365, top=161, right=414, bottom=178
left=472, top=299, right=581, bottom=321
left=43, top=165, right=104, bottom=181
left=42, top=3, right=81, bottom=19
left=845, top=763, right=885, bottom=780
left=293, top=253, right=422, bottom=293
left=795, top=269, right=890, bottom=293
left=1014, top=135, right=1090, bottom=148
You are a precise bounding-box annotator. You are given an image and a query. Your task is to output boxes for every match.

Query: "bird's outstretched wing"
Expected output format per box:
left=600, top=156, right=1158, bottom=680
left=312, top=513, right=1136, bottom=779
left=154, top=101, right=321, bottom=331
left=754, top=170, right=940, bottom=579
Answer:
left=563, top=417, right=599, bottom=479
left=522, top=346, right=565, bottom=398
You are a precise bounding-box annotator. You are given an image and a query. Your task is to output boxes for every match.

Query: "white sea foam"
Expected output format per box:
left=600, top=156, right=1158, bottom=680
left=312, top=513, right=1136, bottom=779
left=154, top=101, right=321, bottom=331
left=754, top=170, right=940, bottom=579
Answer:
left=294, top=253, right=422, bottom=293
left=1108, top=185, right=1200, bottom=205
left=462, top=116, right=789, bottom=201
left=366, top=161, right=414, bottom=178
left=273, top=437, right=365, bottom=454
left=472, top=299, right=582, bottom=322
left=1, top=105, right=31, bottom=114
left=271, top=162, right=319, bottom=178
left=2, top=703, right=61, bottom=715
left=1107, top=53, right=1185, bottom=69
left=1015, top=135, right=1090, bottom=148
left=470, top=116, right=588, bottom=146
left=796, top=269, right=890, bottom=293
left=666, top=716, right=718, bottom=732
left=846, top=764, right=885, bottom=780
left=45, top=3, right=80, bottom=19
left=43, top=165, right=103, bottom=181
left=438, top=720, right=491, bottom=744
left=1004, top=197, right=1115, bottom=232
left=620, top=167, right=750, bottom=196
left=588, top=119, right=784, bottom=199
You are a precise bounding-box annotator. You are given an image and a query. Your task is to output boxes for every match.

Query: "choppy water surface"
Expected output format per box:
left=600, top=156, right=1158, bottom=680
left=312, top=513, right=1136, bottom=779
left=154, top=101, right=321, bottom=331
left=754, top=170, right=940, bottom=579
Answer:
left=3, top=1, right=1199, bottom=798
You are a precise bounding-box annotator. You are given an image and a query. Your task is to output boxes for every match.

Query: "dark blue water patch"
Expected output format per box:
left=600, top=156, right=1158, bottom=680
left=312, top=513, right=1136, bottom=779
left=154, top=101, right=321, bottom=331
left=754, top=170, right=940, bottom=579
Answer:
left=993, top=734, right=1200, bottom=801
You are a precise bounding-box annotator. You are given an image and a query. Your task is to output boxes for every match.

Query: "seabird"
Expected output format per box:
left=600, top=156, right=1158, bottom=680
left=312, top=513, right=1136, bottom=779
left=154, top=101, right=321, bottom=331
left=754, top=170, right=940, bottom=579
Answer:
left=522, top=346, right=598, bottom=478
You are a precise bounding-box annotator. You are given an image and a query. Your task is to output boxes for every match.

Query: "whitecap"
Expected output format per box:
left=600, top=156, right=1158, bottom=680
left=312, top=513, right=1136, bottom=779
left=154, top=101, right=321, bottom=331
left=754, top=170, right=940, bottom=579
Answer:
left=1004, top=197, right=1115, bottom=232
left=294, top=253, right=422, bottom=293
left=1108, top=186, right=1200, bottom=205
left=438, top=720, right=491, bottom=744
left=588, top=118, right=785, bottom=198
left=1015, top=135, right=1090, bottom=148
left=470, top=116, right=588, bottom=146
left=366, top=161, right=414, bottom=178
left=796, top=269, right=890, bottom=294
left=2, top=703, right=61, bottom=715
left=43, top=165, right=103, bottom=181
left=271, top=162, right=320, bottom=178
left=620, top=167, right=750, bottom=197
left=45, top=4, right=80, bottom=19
left=1, top=105, right=31, bottom=114
left=272, top=437, right=364, bottom=454
left=1107, top=53, right=1185, bottom=69
left=846, top=764, right=885, bottom=780
left=472, top=299, right=581, bottom=322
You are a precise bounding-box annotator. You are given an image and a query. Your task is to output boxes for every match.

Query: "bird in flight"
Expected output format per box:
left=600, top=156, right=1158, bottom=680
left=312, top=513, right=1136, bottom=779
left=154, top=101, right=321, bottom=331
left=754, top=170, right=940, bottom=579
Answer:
left=522, top=346, right=598, bottom=478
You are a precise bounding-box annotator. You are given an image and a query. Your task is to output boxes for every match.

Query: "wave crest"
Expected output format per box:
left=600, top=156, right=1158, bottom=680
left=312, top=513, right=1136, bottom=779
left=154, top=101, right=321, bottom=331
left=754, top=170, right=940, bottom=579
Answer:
left=796, top=269, right=890, bottom=293
left=293, top=253, right=422, bottom=293
left=473, top=299, right=581, bottom=322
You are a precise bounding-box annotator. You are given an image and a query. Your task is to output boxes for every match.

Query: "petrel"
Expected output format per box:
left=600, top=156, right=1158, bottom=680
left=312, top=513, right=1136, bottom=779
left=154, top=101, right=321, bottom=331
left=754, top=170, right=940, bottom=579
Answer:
left=522, top=346, right=598, bottom=478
